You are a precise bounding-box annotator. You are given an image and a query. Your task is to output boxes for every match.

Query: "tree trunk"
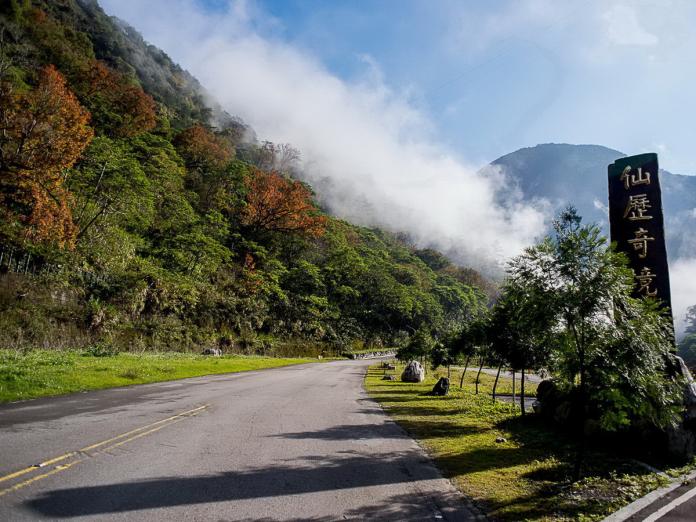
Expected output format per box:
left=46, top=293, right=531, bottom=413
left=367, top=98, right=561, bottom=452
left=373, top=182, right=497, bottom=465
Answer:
left=459, top=355, right=471, bottom=388
left=512, top=370, right=516, bottom=410
left=520, top=368, right=526, bottom=416
left=447, top=364, right=451, bottom=379
left=475, top=357, right=484, bottom=395
left=573, top=356, right=587, bottom=481
left=492, top=363, right=502, bottom=401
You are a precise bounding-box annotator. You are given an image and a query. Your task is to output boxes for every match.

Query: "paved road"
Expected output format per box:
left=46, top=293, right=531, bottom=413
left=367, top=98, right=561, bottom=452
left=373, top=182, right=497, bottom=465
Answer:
left=618, top=477, right=696, bottom=521
left=477, top=368, right=543, bottom=384
left=0, top=359, right=480, bottom=521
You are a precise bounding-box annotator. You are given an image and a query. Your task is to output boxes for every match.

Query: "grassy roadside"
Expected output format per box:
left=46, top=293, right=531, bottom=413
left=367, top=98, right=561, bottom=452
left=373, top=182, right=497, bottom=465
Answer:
left=366, top=363, right=682, bottom=521
left=0, top=349, right=316, bottom=403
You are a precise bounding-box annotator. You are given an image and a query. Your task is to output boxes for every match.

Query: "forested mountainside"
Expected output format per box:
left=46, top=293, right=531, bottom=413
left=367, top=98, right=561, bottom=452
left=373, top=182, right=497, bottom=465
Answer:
left=486, top=143, right=696, bottom=260
left=0, top=0, right=491, bottom=355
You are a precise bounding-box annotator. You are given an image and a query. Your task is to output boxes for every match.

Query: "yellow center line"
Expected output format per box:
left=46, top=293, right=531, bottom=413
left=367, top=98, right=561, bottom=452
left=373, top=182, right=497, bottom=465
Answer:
left=0, top=404, right=209, bottom=486
left=0, top=460, right=84, bottom=498
left=0, top=409, right=204, bottom=498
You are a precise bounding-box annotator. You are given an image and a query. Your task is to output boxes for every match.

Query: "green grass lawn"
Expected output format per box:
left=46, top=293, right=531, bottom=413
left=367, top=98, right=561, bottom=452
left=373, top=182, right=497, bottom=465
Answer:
left=366, top=363, right=681, bottom=521
left=0, top=349, right=316, bottom=403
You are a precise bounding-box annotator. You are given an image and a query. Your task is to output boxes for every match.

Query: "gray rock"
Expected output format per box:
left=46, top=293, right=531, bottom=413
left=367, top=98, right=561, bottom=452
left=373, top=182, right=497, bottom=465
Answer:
left=430, top=377, right=450, bottom=396
left=401, top=361, right=425, bottom=383
left=495, top=437, right=507, bottom=443
left=667, top=425, right=696, bottom=460
left=673, top=355, right=696, bottom=420
left=382, top=375, right=396, bottom=381
left=202, top=348, right=222, bottom=356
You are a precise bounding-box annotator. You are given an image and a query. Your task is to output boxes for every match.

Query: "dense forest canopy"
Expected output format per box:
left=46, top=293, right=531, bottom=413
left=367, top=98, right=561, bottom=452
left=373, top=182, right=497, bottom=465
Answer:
left=0, top=0, right=491, bottom=355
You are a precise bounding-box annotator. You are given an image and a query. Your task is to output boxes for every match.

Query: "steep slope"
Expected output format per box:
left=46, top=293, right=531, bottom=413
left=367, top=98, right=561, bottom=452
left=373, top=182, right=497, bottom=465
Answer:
left=487, top=143, right=696, bottom=260
left=0, top=0, right=489, bottom=355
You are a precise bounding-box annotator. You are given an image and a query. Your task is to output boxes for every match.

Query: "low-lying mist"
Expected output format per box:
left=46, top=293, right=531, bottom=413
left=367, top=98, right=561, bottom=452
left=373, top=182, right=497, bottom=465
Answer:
left=102, top=0, right=693, bottom=330
left=101, top=0, right=549, bottom=273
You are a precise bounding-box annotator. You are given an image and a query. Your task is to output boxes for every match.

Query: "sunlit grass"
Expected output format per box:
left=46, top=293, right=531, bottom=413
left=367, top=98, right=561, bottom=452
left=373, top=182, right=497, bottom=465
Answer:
left=366, top=363, right=675, bottom=521
left=0, top=349, right=314, bottom=403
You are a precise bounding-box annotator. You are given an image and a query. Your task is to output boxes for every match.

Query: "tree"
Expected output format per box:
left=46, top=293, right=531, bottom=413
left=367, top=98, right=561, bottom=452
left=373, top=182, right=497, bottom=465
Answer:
left=174, top=124, right=233, bottom=172
left=507, top=207, right=683, bottom=479
left=174, top=125, right=240, bottom=213
left=244, top=141, right=300, bottom=173
left=0, top=64, right=93, bottom=246
left=685, top=305, right=696, bottom=336
left=69, top=136, right=153, bottom=240
left=241, top=168, right=327, bottom=238
left=450, top=316, right=489, bottom=389
left=80, top=60, right=156, bottom=137
left=397, top=327, right=435, bottom=368
left=488, top=286, right=552, bottom=414
left=678, top=304, right=696, bottom=365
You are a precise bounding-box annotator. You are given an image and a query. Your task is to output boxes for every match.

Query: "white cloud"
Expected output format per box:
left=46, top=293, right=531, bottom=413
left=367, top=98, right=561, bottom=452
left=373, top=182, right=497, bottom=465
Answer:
left=602, top=5, right=659, bottom=47
left=593, top=198, right=608, bottom=215
left=101, top=0, right=548, bottom=271
left=671, top=258, right=696, bottom=337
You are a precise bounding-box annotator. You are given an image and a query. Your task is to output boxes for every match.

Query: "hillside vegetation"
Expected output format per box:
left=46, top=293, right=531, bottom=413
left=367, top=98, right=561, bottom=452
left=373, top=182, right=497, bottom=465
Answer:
left=0, top=0, right=489, bottom=356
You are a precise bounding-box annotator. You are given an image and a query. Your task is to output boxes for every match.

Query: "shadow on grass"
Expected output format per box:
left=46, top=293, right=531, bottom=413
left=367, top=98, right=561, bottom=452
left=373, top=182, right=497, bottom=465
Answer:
left=366, top=367, right=667, bottom=521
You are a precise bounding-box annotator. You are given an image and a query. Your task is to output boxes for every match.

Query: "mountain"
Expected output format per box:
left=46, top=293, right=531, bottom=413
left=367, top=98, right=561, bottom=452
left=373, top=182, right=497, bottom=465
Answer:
left=0, top=0, right=490, bottom=355
left=486, top=143, right=696, bottom=260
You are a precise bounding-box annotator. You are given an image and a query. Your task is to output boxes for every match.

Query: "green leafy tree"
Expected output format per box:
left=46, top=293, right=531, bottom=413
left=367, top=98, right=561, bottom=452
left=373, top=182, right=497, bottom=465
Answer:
left=449, top=316, right=489, bottom=389
left=507, top=207, right=682, bottom=478
left=398, top=328, right=435, bottom=367
left=678, top=305, right=696, bottom=365
left=488, top=285, right=553, bottom=413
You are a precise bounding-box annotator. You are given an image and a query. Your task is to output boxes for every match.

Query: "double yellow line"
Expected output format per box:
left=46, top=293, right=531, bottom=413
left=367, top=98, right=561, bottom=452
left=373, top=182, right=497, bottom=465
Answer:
left=0, top=404, right=209, bottom=498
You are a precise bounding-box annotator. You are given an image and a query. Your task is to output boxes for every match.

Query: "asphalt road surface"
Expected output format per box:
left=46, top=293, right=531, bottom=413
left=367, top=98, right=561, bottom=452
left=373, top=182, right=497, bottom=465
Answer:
left=624, top=477, right=696, bottom=521
left=0, top=359, right=481, bottom=521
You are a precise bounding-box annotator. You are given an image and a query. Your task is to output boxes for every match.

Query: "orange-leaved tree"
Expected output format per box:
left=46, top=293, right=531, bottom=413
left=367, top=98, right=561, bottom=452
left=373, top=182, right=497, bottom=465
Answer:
left=241, top=168, right=326, bottom=237
left=174, top=124, right=234, bottom=172
left=82, top=60, right=156, bottom=137
left=0, top=64, right=93, bottom=247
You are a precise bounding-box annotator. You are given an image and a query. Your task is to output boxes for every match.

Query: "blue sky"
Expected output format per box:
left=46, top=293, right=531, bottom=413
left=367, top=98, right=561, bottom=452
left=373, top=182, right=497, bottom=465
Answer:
left=100, top=0, right=696, bottom=258
left=102, top=0, right=696, bottom=330
left=185, top=0, right=695, bottom=173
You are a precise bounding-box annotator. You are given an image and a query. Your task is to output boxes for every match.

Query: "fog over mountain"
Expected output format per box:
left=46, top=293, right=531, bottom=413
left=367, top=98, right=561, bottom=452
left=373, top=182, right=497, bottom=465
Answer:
left=484, top=143, right=696, bottom=334
left=94, top=0, right=695, bottom=335
left=486, top=143, right=696, bottom=259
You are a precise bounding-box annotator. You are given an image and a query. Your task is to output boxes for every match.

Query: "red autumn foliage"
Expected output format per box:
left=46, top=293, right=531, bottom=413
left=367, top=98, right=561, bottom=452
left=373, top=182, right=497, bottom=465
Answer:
left=0, top=65, right=93, bottom=247
left=84, top=60, right=156, bottom=137
left=174, top=124, right=233, bottom=171
left=241, top=168, right=327, bottom=237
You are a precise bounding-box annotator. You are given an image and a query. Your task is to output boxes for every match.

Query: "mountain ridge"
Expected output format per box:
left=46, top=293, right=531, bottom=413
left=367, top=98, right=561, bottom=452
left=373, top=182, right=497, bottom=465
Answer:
left=486, top=143, right=696, bottom=261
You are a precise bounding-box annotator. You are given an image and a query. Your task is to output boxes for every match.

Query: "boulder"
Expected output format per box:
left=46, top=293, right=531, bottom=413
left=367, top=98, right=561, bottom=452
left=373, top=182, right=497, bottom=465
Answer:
left=401, top=361, right=425, bottom=383
left=534, top=379, right=562, bottom=418
left=536, top=379, right=557, bottom=402
left=430, top=377, right=450, bottom=396
left=671, top=355, right=696, bottom=422
left=667, top=425, right=696, bottom=461
left=202, top=347, right=222, bottom=356
left=382, top=375, right=396, bottom=381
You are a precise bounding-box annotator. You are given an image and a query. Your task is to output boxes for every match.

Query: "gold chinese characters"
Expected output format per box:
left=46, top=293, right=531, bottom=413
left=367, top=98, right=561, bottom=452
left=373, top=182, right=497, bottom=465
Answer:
left=620, top=165, right=651, bottom=189
left=619, top=165, right=658, bottom=297
left=627, top=228, right=654, bottom=259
